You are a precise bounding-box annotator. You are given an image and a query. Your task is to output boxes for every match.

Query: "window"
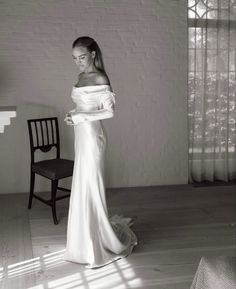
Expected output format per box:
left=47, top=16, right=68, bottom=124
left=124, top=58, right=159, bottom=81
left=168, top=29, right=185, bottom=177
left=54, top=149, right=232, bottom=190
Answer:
left=188, top=0, right=235, bottom=157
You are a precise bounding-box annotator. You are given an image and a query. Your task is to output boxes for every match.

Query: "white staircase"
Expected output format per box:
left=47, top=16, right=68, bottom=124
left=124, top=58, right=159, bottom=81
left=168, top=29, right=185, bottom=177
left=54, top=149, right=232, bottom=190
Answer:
left=0, top=106, right=17, bottom=133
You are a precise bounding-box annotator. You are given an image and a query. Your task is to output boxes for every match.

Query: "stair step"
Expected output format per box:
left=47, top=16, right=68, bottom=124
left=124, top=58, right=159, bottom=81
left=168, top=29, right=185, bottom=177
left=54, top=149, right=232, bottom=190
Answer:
left=0, top=106, right=17, bottom=133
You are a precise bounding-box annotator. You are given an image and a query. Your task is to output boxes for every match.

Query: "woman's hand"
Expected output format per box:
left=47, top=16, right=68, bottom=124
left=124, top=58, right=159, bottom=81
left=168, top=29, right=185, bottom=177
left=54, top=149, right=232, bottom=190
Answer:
left=64, top=112, right=75, bottom=125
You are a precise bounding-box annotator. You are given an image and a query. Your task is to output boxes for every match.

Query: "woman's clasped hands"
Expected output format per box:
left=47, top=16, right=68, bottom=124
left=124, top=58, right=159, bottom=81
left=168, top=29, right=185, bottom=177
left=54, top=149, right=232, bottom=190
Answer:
left=64, top=112, right=75, bottom=126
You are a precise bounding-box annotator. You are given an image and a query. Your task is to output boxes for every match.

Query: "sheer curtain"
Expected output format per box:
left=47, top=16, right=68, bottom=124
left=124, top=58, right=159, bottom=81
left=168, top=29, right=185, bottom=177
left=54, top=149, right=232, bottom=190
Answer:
left=188, top=0, right=236, bottom=182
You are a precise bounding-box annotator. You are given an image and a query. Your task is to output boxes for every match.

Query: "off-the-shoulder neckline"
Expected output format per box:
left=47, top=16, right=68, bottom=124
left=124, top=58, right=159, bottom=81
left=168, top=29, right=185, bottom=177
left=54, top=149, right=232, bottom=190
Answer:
left=73, top=84, right=110, bottom=89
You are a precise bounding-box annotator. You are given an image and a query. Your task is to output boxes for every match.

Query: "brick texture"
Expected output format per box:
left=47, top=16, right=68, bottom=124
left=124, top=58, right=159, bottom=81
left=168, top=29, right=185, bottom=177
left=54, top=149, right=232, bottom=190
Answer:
left=0, top=0, right=188, bottom=193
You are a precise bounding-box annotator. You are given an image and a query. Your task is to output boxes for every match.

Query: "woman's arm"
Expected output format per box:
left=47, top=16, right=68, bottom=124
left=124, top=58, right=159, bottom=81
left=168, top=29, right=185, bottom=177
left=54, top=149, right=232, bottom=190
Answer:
left=70, top=91, right=115, bottom=124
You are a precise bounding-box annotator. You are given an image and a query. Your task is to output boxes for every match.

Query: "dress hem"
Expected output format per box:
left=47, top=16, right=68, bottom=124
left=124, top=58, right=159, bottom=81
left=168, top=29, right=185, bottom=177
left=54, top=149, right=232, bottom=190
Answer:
left=64, top=241, right=138, bottom=269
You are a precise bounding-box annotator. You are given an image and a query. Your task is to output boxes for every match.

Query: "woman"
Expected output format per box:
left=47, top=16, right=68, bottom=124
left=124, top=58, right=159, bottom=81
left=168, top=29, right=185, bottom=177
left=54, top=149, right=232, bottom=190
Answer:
left=64, top=36, right=137, bottom=269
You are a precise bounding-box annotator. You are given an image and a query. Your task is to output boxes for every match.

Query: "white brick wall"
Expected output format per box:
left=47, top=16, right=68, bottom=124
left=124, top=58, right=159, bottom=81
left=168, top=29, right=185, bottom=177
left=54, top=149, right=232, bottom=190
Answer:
left=0, top=0, right=188, bottom=194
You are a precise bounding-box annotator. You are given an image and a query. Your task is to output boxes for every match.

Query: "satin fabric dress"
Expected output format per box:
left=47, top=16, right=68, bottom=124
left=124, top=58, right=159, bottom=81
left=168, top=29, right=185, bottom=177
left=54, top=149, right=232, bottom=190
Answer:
left=64, top=84, right=137, bottom=269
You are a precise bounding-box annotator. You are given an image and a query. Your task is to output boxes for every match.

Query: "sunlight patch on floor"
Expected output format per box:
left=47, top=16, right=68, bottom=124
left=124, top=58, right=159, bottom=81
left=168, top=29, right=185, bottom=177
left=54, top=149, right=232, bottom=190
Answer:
left=28, top=284, right=46, bottom=289
left=0, top=250, right=68, bottom=280
left=3, top=257, right=41, bottom=279
left=0, top=267, right=4, bottom=280
left=1, top=250, right=143, bottom=289
left=47, top=258, right=142, bottom=289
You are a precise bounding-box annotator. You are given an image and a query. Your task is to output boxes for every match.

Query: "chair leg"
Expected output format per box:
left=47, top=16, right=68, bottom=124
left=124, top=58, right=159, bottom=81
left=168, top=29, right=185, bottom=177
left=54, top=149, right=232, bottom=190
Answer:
left=51, top=180, right=59, bottom=225
left=28, top=171, right=35, bottom=209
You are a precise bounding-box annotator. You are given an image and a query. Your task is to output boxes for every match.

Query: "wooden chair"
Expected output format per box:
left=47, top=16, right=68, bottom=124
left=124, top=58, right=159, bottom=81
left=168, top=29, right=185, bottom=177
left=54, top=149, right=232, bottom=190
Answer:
left=27, top=117, right=74, bottom=224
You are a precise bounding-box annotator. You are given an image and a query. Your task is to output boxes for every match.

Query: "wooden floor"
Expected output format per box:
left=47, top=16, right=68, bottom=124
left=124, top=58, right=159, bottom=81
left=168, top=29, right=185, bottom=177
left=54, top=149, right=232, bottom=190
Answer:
left=0, top=184, right=235, bottom=289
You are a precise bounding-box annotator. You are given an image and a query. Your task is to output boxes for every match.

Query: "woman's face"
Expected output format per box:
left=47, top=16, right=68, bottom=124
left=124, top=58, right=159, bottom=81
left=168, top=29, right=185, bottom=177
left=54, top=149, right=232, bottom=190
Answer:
left=72, top=46, right=95, bottom=72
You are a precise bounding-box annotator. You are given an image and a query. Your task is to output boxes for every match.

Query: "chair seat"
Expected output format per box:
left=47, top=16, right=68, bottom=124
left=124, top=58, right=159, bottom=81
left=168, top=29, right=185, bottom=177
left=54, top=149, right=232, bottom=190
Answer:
left=32, top=158, right=74, bottom=180
left=190, top=256, right=236, bottom=289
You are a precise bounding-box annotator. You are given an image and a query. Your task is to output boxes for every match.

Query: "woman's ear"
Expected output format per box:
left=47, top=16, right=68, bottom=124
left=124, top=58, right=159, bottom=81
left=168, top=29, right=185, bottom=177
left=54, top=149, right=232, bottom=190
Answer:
left=91, top=51, right=96, bottom=59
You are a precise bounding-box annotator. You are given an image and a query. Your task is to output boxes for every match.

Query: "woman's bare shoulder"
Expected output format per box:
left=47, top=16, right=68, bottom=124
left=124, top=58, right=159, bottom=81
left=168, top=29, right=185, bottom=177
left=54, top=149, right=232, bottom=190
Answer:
left=76, top=71, right=111, bottom=87
left=94, top=72, right=110, bottom=85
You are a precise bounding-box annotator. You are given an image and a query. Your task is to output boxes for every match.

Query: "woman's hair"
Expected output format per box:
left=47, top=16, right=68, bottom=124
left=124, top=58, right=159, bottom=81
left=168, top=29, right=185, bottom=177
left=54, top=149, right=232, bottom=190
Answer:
left=72, top=36, right=106, bottom=74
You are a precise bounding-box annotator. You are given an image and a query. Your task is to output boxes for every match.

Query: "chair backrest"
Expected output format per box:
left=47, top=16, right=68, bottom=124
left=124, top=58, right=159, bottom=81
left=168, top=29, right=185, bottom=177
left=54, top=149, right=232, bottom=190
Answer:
left=27, top=117, right=60, bottom=163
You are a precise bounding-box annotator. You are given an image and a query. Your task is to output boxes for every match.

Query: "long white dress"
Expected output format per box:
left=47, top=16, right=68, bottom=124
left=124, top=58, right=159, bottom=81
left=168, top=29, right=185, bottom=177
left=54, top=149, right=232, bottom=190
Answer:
left=64, top=84, right=137, bottom=269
